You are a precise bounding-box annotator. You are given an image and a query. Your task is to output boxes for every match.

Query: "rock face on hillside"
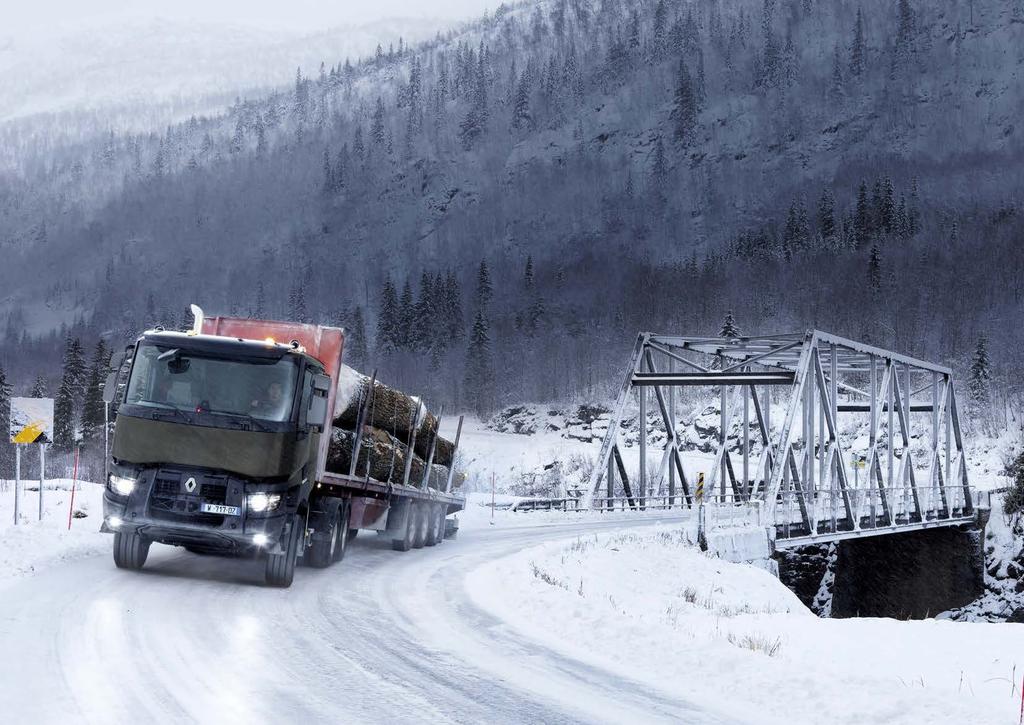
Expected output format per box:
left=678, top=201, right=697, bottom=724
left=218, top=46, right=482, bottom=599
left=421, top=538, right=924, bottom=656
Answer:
left=943, top=503, right=1024, bottom=622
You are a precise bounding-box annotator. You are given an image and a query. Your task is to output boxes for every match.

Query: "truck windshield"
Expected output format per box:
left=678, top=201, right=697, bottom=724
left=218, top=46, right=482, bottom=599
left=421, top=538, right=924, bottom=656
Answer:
left=125, top=343, right=299, bottom=423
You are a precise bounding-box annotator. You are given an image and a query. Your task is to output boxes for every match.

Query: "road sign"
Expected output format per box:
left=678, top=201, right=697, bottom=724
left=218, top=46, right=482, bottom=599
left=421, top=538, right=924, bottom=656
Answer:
left=9, top=397, right=54, bottom=444
left=695, top=472, right=705, bottom=503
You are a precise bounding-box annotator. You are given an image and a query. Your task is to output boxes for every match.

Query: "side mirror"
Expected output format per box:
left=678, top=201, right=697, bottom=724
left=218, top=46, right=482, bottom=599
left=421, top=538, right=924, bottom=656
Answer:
left=305, top=373, right=331, bottom=432
left=102, top=371, right=119, bottom=404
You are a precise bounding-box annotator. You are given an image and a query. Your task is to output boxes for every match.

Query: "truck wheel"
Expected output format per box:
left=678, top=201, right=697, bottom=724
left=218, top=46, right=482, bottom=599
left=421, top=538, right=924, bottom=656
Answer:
left=412, top=503, right=428, bottom=549
left=425, top=506, right=442, bottom=547
left=392, top=503, right=416, bottom=552
left=113, top=531, right=150, bottom=570
left=266, top=514, right=302, bottom=587
left=333, top=501, right=351, bottom=563
left=306, top=507, right=339, bottom=569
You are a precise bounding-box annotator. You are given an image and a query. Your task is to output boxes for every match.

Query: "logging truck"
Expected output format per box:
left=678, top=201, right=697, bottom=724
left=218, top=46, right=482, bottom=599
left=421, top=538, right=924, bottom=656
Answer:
left=100, top=307, right=465, bottom=587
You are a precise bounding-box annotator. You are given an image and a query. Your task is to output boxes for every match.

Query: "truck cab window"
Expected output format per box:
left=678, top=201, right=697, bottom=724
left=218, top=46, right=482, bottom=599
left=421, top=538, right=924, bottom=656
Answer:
left=125, top=342, right=299, bottom=425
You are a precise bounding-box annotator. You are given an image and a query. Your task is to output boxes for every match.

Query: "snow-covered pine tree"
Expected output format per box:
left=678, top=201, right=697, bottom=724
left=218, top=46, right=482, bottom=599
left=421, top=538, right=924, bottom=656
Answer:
left=371, top=97, right=386, bottom=147
left=0, top=364, right=11, bottom=476
left=464, top=310, right=495, bottom=416
left=511, top=69, right=533, bottom=131
left=868, top=244, right=882, bottom=291
left=30, top=375, right=47, bottom=398
left=969, top=335, right=992, bottom=408
left=398, top=278, right=415, bottom=350
left=854, top=181, right=871, bottom=248
left=673, top=59, right=697, bottom=146
left=54, top=336, right=85, bottom=450
left=476, top=259, right=493, bottom=311
left=849, top=7, right=866, bottom=77
left=443, top=270, right=465, bottom=343
left=348, top=306, right=368, bottom=368
left=376, top=276, right=399, bottom=355
left=829, top=42, right=845, bottom=100
left=720, top=310, right=741, bottom=338
left=412, top=272, right=436, bottom=352
left=818, top=188, right=836, bottom=247
left=81, top=339, right=109, bottom=445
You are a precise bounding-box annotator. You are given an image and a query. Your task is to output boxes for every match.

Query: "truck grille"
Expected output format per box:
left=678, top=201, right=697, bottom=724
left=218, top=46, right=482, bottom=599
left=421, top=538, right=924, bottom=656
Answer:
left=148, top=470, right=231, bottom=526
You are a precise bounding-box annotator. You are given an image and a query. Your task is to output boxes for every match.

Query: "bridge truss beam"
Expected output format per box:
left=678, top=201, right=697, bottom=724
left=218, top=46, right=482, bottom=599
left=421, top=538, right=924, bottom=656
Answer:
left=584, top=330, right=978, bottom=542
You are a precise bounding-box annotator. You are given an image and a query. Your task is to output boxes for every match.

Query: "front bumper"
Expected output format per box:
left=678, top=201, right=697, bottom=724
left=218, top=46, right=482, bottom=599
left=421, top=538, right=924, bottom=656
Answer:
left=103, top=467, right=291, bottom=554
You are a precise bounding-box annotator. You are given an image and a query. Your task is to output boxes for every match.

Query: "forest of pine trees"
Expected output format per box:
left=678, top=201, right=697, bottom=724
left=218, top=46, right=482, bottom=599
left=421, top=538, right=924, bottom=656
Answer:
left=1, top=0, right=1023, bottom=455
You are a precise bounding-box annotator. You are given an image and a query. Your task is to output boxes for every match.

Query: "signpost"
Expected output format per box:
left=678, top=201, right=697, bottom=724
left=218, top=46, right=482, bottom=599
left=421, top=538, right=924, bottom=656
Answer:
left=9, top=397, right=54, bottom=525
left=696, top=472, right=708, bottom=551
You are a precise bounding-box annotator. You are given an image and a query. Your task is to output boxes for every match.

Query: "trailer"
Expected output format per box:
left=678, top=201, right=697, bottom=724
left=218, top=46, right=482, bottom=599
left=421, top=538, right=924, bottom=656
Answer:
left=101, top=306, right=465, bottom=587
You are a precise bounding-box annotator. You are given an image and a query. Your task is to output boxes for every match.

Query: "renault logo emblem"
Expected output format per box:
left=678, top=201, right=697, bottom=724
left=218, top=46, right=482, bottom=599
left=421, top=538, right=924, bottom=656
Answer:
left=184, top=477, right=197, bottom=493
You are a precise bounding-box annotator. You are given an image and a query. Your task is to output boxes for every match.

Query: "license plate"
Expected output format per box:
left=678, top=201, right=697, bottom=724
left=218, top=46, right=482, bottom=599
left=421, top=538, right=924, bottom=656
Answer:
left=200, top=503, right=241, bottom=516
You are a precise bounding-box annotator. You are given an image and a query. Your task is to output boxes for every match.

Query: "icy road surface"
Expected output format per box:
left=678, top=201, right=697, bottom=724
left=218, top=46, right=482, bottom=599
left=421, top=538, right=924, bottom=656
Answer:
left=0, top=515, right=734, bottom=725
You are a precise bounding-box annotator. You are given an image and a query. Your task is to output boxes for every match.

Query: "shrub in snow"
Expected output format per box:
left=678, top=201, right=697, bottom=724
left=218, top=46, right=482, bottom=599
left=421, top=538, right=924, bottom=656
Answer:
left=1002, top=450, right=1024, bottom=516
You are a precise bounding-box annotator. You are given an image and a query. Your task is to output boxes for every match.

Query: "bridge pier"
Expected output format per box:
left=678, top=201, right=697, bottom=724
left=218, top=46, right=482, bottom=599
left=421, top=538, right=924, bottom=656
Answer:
left=828, top=524, right=986, bottom=619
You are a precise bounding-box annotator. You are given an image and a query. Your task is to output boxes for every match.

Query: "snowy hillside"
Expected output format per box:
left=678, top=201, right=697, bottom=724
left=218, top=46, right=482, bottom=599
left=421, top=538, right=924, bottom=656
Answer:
left=2, top=0, right=1024, bottom=418
left=0, top=18, right=449, bottom=129
left=445, top=399, right=1018, bottom=496
left=469, top=525, right=1024, bottom=724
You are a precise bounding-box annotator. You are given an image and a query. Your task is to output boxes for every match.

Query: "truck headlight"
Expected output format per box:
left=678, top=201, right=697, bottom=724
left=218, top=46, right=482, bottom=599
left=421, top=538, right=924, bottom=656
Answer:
left=108, top=474, right=136, bottom=496
left=247, top=493, right=282, bottom=513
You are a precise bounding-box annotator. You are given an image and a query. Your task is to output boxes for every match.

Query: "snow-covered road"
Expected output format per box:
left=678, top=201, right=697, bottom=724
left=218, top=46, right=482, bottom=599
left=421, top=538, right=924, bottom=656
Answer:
left=0, top=515, right=733, bottom=725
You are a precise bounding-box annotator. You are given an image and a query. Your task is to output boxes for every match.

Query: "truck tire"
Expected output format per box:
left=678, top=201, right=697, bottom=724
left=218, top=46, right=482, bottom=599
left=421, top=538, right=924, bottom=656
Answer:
left=392, top=502, right=416, bottom=552
left=266, top=514, right=302, bottom=587
left=333, top=501, right=351, bottom=563
left=425, top=506, right=443, bottom=547
left=113, top=531, right=150, bottom=570
left=306, top=505, right=340, bottom=569
left=412, top=503, right=428, bottom=549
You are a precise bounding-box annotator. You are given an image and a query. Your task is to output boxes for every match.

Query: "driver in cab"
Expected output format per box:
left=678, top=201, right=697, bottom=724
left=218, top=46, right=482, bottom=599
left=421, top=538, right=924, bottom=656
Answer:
left=251, top=381, right=285, bottom=417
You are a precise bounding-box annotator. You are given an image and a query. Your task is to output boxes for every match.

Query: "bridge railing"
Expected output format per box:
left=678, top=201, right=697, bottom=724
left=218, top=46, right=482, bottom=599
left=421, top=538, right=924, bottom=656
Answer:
left=774, top=485, right=981, bottom=541
left=507, top=494, right=763, bottom=528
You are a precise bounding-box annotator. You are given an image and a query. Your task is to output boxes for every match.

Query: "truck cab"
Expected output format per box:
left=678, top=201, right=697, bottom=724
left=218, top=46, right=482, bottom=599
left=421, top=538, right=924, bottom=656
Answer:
left=103, top=324, right=334, bottom=586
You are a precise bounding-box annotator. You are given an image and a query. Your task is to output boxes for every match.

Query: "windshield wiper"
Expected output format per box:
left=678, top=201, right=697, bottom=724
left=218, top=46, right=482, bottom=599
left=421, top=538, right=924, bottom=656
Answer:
left=141, top=401, right=191, bottom=423
left=201, top=409, right=275, bottom=432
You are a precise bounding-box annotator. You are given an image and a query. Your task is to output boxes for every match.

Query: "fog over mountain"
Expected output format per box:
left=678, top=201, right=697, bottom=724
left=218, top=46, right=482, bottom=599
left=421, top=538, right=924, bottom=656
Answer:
left=1, top=0, right=1022, bottom=421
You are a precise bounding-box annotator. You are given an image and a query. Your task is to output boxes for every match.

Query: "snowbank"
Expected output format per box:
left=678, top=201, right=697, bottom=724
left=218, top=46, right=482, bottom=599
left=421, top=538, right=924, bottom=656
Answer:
left=0, top=479, right=107, bottom=586
left=468, top=525, right=1024, bottom=725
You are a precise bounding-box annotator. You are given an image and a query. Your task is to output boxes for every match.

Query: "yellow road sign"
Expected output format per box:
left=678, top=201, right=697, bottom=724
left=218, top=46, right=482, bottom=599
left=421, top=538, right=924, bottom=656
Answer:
left=12, top=421, right=45, bottom=444
left=9, top=397, right=54, bottom=445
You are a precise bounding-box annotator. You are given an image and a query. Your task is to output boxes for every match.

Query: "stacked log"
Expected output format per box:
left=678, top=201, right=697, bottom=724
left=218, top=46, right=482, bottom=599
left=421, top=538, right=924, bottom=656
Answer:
left=326, top=428, right=452, bottom=490
left=333, top=365, right=455, bottom=468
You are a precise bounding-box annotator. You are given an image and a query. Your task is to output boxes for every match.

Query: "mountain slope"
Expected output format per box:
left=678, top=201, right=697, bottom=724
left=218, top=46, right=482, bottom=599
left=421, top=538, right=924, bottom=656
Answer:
left=1, top=0, right=1022, bottom=411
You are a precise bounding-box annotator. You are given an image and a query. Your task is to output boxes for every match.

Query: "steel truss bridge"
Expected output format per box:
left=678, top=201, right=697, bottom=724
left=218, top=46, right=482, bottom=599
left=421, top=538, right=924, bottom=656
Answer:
left=584, top=330, right=985, bottom=549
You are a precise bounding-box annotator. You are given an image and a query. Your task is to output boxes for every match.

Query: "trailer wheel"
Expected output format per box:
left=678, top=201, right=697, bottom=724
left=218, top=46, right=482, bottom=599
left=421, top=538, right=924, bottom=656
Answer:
left=266, top=514, right=302, bottom=587
left=435, top=507, right=448, bottom=545
left=392, top=502, right=416, bottom=552
left=412, top=503, right=428, bottom=549
left=425, top=506, right=443, bottom=547
left=113, top=531, right=150, bottom=570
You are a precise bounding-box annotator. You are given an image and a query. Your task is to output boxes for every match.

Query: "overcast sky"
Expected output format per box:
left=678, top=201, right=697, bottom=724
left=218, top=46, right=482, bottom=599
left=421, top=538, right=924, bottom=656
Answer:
left=7, top=0, right=496, bottom=37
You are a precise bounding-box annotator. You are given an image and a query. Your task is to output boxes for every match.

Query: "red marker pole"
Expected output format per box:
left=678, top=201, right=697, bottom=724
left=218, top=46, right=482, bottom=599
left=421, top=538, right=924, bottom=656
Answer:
left=67, top=446, right=80, bottom=531
left=1018, top=673, right=1024, bottom=725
